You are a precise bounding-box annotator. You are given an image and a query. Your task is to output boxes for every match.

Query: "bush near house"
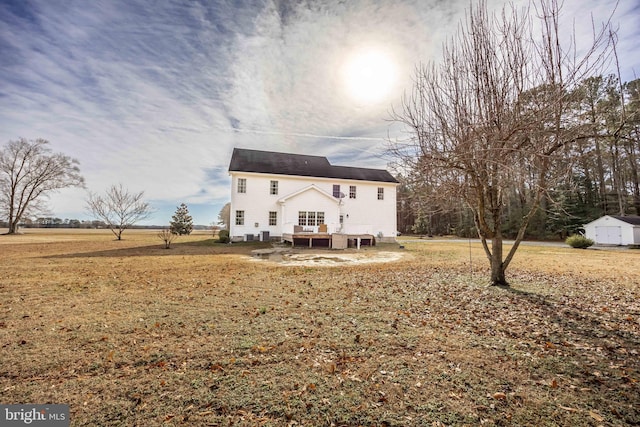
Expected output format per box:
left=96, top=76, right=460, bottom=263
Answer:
left=217, top=229, right=230, bottom=243
left=566, top=234, right=595, bottom=248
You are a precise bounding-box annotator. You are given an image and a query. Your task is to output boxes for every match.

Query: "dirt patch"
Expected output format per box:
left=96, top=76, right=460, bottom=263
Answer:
left=250, top=248, right=406, bottom=266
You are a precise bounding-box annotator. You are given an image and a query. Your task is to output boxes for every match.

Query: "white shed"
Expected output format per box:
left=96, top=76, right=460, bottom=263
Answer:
left=583, top=215, right=640, bottom=245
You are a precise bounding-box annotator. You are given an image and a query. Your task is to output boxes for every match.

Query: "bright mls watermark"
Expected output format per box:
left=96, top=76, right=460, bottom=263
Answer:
left=1, top=405, right=69, bottom=426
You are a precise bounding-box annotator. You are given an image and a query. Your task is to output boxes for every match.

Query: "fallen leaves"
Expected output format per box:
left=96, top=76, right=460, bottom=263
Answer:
left=589, top=410, right=605, bottom=422
left=2, top=234, right=639, bottom=426
left=557, top=405, right=608, bottom=424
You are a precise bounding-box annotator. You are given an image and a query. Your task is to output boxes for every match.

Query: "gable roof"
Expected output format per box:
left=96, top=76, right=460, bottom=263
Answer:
left=277, top=184, right=339, bottom=204
left=610, top=215, right=640, bottom=225
left=229, top=148, right=399, bottom=183
left=585, top=215, right=640, bottom=227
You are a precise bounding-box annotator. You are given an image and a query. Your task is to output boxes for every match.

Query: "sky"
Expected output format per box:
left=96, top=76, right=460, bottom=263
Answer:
left=1, top=0, right=639, bottom=226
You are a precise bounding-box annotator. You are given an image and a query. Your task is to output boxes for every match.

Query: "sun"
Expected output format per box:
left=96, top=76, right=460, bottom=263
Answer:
left=342, top=48, right=397, bottom=104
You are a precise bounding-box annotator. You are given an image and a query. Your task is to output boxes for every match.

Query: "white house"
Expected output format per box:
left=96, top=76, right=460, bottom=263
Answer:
left=228, top=148, right=399, bottom=245
left=583, top=215, right=640, bottom=245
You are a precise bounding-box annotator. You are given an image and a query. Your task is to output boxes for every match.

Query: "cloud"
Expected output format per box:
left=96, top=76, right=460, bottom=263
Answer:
left=0, top=0, right=637, bottom=225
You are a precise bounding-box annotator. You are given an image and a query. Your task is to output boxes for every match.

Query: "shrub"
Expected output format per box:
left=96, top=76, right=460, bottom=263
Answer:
left=217, top=229, right=230, bottom=243
left=157, top=228, right=177, bottom=249
left=565, top=234, right=594, bottom=249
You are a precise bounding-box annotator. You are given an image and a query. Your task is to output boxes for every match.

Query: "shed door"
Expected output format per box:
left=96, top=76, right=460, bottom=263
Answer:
left=595, top=226, right=622, bottom=245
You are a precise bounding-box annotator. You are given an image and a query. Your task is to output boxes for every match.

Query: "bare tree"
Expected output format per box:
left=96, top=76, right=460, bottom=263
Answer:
left=86, top=184, right=152, bottom=240
left=389, top=0, right=614, bottom=285
left=157, top=228, right=177, bottom=249
left=0, top=138, right=84, bottom=234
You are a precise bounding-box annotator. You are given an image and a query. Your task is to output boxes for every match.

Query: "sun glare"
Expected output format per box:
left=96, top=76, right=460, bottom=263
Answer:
left=342, top=49, right=397, bottom=104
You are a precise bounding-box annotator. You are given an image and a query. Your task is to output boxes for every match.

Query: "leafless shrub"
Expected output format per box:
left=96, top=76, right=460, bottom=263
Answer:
left=157, top=228, right=177, bottom=249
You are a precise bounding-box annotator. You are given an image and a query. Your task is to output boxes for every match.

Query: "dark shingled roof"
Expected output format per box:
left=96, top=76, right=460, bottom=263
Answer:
left=611, top=215, right=640, bottom=225
left=229, top=148, right=399, bottom=183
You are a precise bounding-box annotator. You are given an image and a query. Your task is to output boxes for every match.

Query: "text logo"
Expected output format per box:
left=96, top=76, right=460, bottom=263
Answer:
left=1, top=405, right=69, bottom=426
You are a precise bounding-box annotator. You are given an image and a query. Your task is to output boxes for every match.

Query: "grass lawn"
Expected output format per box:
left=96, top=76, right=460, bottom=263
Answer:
left=0, top=230, right=638, bottom=426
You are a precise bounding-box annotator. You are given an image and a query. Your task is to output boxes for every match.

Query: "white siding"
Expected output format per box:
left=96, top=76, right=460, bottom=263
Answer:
left=584, top=215, right=640, bottom=245
left=281, top=189, right=339, bottom=234
left=230, top=172, right=397, bottom=240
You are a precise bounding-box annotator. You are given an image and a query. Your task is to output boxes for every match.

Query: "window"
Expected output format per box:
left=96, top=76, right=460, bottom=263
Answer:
left=349, top=185, right=357, bottom=199
left=298, top=211, right=325, bottom=226
left=377, top=187, right=384, bottom=200
left=269, top=211, right=277, bottom=226
left=270, top=180, right=278, bottom=195
left=235, top=210, right=244, bottom=225
left=339, top=215, right=344, bottom=224
left=308, top=211, right=316, bottom=226
left=237, top=178, right=246, bottom=193
left=333, top=184, right=341, bottom=198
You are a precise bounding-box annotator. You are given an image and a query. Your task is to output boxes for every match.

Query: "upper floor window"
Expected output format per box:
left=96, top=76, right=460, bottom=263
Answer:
left=237, top=178, right=247, bottom=193
left=270, top=180, right=278, bottom=195
left=235, top=210, right=245, bottom=225
left=269, top=211, right=277, bottom=226
left=349, top=185, right=357, bottom=199
left=377, top=187, right=384, bottom=200
left=333, top=184, right=341, bottom=198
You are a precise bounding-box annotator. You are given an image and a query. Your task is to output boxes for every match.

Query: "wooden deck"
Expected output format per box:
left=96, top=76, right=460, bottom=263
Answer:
left=282, top=233, right=375, bottom=249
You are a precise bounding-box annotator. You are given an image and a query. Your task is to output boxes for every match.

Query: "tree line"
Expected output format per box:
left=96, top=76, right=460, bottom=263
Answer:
left=396, top=74, right=640, bottom=240
left=0, top=217, right=109, bottom=229
left=0, top=217, right=207, bottom=231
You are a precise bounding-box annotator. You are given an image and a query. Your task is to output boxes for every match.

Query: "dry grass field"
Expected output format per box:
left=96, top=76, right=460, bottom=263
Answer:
left=0, top=230, right=638, bottom=426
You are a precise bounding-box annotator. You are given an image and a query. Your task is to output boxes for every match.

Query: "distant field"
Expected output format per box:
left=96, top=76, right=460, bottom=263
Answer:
left=0, top=230, right=638, bottom=426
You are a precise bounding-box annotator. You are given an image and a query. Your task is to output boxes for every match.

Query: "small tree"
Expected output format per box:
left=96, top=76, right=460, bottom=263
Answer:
left=170, top=203, right=193, bottom=235
left=0, top=138, right=84, bottom=234
left=86, top=184, right=152, bottom=240
left=158, top=228, right=177, bottom=249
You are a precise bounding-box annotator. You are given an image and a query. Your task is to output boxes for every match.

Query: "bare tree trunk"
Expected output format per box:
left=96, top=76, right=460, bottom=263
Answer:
left=7, top=180, right=17, bottom=234
left=609, top=139, right=626, bottom=215
left=490, top=235, right=507, bottom=286
left=624, top=135, right=640, bottom=215
left=594, top=137, right=608, bottom=212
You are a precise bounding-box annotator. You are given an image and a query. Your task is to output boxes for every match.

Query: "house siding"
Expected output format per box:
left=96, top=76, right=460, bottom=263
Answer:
left=584, top=215, right=640, bottom=245
left=230, top=171, right=397, bottom=241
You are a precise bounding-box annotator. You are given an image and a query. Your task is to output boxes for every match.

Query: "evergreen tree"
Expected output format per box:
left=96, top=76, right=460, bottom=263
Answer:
left=170, top=203, right=193, bottom=235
